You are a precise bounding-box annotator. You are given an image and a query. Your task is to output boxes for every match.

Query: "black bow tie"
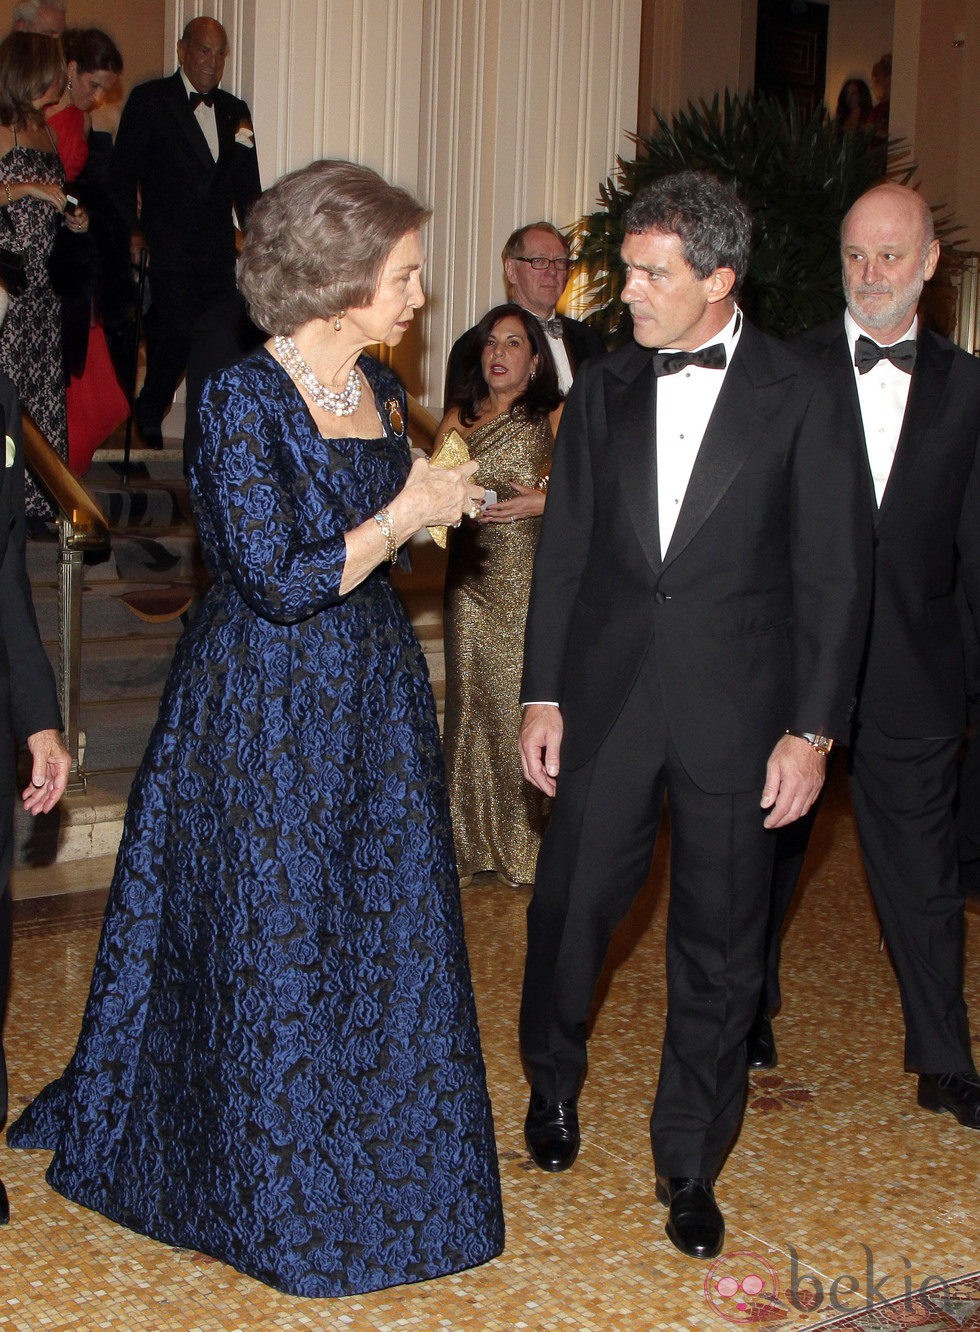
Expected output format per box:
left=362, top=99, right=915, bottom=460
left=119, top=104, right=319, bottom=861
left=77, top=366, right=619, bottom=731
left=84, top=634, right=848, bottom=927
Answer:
left=537, top=316, right=563, bottom=338
left=854, top=334, right=917, bottom=374
left=189, top=90, right=215, bottom=110
left=653, top=343, right=727, bottom=377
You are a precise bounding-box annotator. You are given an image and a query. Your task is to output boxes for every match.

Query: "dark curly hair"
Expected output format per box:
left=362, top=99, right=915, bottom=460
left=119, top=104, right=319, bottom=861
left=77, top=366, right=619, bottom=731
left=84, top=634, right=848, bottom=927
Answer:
left=834, top=78, right=873, bottom=124
left=448, top=303, right=562, bottom=427
left=625, top=169, right=752, bottom=289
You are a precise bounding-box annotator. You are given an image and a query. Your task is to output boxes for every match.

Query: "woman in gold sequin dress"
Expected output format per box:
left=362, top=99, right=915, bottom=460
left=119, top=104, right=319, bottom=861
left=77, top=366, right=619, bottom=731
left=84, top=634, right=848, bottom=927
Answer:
left=439, top=303, right=563, bottom=886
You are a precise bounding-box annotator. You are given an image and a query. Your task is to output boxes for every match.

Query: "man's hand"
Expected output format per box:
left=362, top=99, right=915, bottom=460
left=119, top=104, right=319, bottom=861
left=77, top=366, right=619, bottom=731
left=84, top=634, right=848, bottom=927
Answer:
left=760, top=733, right=826, bottom=829
left=129, top=229, right=148, bottom=267
left=22, top=729, right=71, bottom=815
left=519, top=704, right=564, bottom=796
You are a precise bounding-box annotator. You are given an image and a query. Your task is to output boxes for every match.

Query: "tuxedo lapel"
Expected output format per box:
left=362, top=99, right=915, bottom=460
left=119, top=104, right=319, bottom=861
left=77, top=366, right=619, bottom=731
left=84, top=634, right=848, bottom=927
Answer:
left=214, top=92, right=241, bottom=165
left=661, top=325, right=786, bottom=569
left=605, top=344, right=662, bottom=575
left=164, top=72, right=217, bottom=177
left=825, top=326, right=879, bottom=516
left=0, top=401, right=8, bottom=508
left=876, top=329, right=954, bottom=524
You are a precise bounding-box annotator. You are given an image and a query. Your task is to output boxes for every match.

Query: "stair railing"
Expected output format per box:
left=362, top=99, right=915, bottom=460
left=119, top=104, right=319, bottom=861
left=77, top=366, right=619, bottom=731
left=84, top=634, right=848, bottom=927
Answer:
left=405, top=393, right=438, bottom=452
left=20, top=394, right=433, bottom=796
left=20, top=413, right=111, bottom=795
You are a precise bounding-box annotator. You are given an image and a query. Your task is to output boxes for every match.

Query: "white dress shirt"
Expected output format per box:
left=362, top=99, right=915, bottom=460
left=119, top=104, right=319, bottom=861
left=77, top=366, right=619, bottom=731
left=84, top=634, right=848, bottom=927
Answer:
left=844, top=309, right=916, bottom=506
left=179, top=68, right=219, bottom=161
left=541, top=320, right=574, bottom=394
left=656, top=306, right=742, bottom=557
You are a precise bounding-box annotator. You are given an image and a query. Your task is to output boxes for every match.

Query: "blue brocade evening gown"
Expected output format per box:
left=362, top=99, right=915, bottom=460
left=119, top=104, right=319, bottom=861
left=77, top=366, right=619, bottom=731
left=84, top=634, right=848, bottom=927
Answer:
left=8, top=351, right=505, bottom=1297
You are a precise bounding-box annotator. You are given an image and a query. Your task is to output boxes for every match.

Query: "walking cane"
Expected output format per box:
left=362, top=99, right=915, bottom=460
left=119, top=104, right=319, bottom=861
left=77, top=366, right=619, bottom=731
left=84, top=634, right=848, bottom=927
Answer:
left=121, top=247, right=149, bottom=486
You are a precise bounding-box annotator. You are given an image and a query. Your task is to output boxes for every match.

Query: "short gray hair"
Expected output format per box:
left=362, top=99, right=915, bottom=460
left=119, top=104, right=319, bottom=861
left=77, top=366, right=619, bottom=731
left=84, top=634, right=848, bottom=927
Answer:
left=12, top=0, right=66, bottom=26
left=625, top=170, right=752, bottom=287
left=238, top=159, right=430, bottom=335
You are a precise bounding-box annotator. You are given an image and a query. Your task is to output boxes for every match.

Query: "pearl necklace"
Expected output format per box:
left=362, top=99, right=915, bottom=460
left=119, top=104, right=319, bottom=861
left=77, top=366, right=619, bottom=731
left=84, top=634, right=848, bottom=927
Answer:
left=273, top=335, right=362, bottom=416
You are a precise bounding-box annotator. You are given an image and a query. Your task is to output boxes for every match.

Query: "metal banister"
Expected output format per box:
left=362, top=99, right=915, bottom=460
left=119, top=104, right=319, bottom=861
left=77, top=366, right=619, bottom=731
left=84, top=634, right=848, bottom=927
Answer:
left=20, top=413, right=111, bottom=795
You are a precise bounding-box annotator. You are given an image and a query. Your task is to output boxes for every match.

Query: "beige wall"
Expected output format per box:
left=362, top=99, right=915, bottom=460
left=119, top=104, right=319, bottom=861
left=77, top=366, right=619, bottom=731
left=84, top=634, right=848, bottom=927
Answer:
left=825, top=0, right=893, bottom=117
left=155, top=0, right=643, bottom=411
left=892, top=0, right=980, bottom=247
left=638, top=0, right=757, bottom=133
left=60, top=0, right=167, bottom=93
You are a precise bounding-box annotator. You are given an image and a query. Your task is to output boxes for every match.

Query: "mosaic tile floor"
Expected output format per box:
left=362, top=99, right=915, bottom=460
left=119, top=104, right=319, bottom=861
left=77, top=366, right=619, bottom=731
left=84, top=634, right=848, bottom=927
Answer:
left=1, top=770, right=977, bottom=1331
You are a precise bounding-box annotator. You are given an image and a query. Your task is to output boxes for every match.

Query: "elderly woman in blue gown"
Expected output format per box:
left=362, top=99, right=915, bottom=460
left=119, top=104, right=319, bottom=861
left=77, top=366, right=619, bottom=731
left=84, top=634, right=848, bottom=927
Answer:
left=9, top=159, right=504, bottom=1299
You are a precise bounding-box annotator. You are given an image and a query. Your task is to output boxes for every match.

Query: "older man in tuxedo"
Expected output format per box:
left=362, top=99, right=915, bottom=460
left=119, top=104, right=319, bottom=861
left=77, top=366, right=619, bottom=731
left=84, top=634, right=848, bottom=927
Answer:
left=444, top=221, right=605, bottom=408
left=11, top=0, right=65, bottom=36
left=0, top=370, right=71, bottom=1224
left=749, top=183, right=980, bottom=1130
left=108, top=15, right=261, bottom=445
left=517, top=171, right=870, bottom=1260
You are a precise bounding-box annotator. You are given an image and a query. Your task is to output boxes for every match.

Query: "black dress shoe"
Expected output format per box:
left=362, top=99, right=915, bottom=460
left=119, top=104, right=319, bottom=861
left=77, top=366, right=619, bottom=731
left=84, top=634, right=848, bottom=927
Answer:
left=746, top=1013, right=777, bottom=1070
left=0, top=1177, right=8, bottom=1225
left=133, top=404, right=164, bottom=449
left=656, top=1176, right=724, bottom=1259
left=917, top=1071, right=980, bottom=1128
left=524, top=1091, right=580, bottom=1171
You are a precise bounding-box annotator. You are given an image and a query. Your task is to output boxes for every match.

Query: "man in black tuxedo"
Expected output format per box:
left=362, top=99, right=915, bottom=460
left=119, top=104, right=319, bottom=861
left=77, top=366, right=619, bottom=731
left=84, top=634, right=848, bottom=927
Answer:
left=108, top=16, right=262, bottom=445
left=517, top=172, right=870, bottom=1259
left=0, top=371, right=71, bottom=1224
left=443, top=221, right=605, bottom=409
left=749, top=182, right=980, bottom=1129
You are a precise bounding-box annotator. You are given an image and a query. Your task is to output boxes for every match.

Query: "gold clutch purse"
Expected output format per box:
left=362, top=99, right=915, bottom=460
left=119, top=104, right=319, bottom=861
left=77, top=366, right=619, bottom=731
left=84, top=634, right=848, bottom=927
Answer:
left=427, top=428, right=471, bottom=548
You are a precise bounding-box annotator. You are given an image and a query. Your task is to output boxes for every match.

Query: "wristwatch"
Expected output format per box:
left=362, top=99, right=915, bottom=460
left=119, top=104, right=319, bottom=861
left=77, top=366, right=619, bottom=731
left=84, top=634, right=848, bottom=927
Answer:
left=786, top=730, right=834, bottom=754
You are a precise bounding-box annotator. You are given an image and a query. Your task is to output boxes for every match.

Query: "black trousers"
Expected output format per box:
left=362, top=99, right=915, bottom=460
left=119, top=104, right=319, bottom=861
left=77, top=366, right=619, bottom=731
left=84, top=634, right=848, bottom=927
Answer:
left=520, top=649, right=775, bottom=1179
left=851, top=720, right=972, bottom=1072
left=762, top=720, right=973, bottom=1073
left=1, top=794, right=14, bottom=1130
left=137, top=267, right=237, bottom=428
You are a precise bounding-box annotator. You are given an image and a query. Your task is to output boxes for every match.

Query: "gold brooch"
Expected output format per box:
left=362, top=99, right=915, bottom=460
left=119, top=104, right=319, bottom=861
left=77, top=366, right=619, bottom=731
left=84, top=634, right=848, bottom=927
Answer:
left=385, top=398, right=405, bottom=436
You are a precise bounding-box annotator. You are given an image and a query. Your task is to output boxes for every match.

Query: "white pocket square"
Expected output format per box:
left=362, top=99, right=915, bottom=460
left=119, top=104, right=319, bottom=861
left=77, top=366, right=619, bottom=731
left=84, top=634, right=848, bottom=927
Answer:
left=4, top=434, right=14, bottom=468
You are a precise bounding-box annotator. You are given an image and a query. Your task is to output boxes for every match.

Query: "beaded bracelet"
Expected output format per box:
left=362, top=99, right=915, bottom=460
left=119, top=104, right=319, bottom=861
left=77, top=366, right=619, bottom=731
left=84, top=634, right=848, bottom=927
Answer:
left=3, top=182, right=11, bottom=208
left=373, top=507, right=398, bottom=563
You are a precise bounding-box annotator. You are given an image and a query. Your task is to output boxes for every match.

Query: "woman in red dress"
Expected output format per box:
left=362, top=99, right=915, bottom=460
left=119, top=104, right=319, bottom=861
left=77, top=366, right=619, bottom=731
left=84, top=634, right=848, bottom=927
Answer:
left=46, top=28, right=126, bottom=476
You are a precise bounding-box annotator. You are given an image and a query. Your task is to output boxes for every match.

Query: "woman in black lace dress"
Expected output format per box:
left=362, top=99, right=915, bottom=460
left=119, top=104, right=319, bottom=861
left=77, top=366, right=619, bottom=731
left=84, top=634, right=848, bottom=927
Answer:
left=0, top=32, right=88, bottom=517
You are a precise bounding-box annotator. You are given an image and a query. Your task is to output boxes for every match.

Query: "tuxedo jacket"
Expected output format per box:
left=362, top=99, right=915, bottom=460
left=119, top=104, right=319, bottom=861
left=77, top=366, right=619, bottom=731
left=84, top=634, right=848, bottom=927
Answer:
left=444, top=313, right=605, bottom=411
left=0, top=375, right=61, bottom=797
left=520, top=320, right=871, bottom=794
left=800, top=318, right=980, bottom=738
left=108, top=71, right=262, bottom=278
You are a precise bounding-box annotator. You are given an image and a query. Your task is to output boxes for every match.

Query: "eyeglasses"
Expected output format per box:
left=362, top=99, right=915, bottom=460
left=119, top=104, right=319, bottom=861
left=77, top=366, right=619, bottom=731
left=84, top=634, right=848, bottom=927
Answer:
left=512, top=256, right=572, bottom=272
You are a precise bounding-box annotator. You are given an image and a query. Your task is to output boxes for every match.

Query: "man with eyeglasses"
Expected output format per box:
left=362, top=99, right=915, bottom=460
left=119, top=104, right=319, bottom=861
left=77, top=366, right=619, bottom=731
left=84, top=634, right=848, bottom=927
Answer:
left=444, top=221, right=605, bottom=409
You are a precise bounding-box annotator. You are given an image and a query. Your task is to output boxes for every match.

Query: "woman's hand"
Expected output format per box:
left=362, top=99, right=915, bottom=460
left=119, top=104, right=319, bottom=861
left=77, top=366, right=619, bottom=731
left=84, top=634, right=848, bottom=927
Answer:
left=340, top=458, right=483, bottom=596
left=64, top=201, right=89, bottom=234
left=16, top=181, right=67, bottom=209
left=391, top=456, right=484, bottom=533
left=479, top=482, right=545, bottom=524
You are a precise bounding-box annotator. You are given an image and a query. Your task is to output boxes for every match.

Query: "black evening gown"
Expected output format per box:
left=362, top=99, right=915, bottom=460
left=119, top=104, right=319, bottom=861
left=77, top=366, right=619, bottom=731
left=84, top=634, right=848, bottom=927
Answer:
left=8, top=351, right=505, bottom=1297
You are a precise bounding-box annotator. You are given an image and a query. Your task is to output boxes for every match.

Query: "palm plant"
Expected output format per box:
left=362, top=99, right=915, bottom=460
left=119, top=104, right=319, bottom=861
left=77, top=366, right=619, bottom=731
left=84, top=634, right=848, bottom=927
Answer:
left=573, top=90, right=939, bottom=342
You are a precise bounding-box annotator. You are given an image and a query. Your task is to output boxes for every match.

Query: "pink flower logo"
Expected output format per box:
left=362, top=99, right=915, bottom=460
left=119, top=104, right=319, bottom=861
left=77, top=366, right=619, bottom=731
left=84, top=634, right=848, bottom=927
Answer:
left=704, top=1250, right=785, bottom=1323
